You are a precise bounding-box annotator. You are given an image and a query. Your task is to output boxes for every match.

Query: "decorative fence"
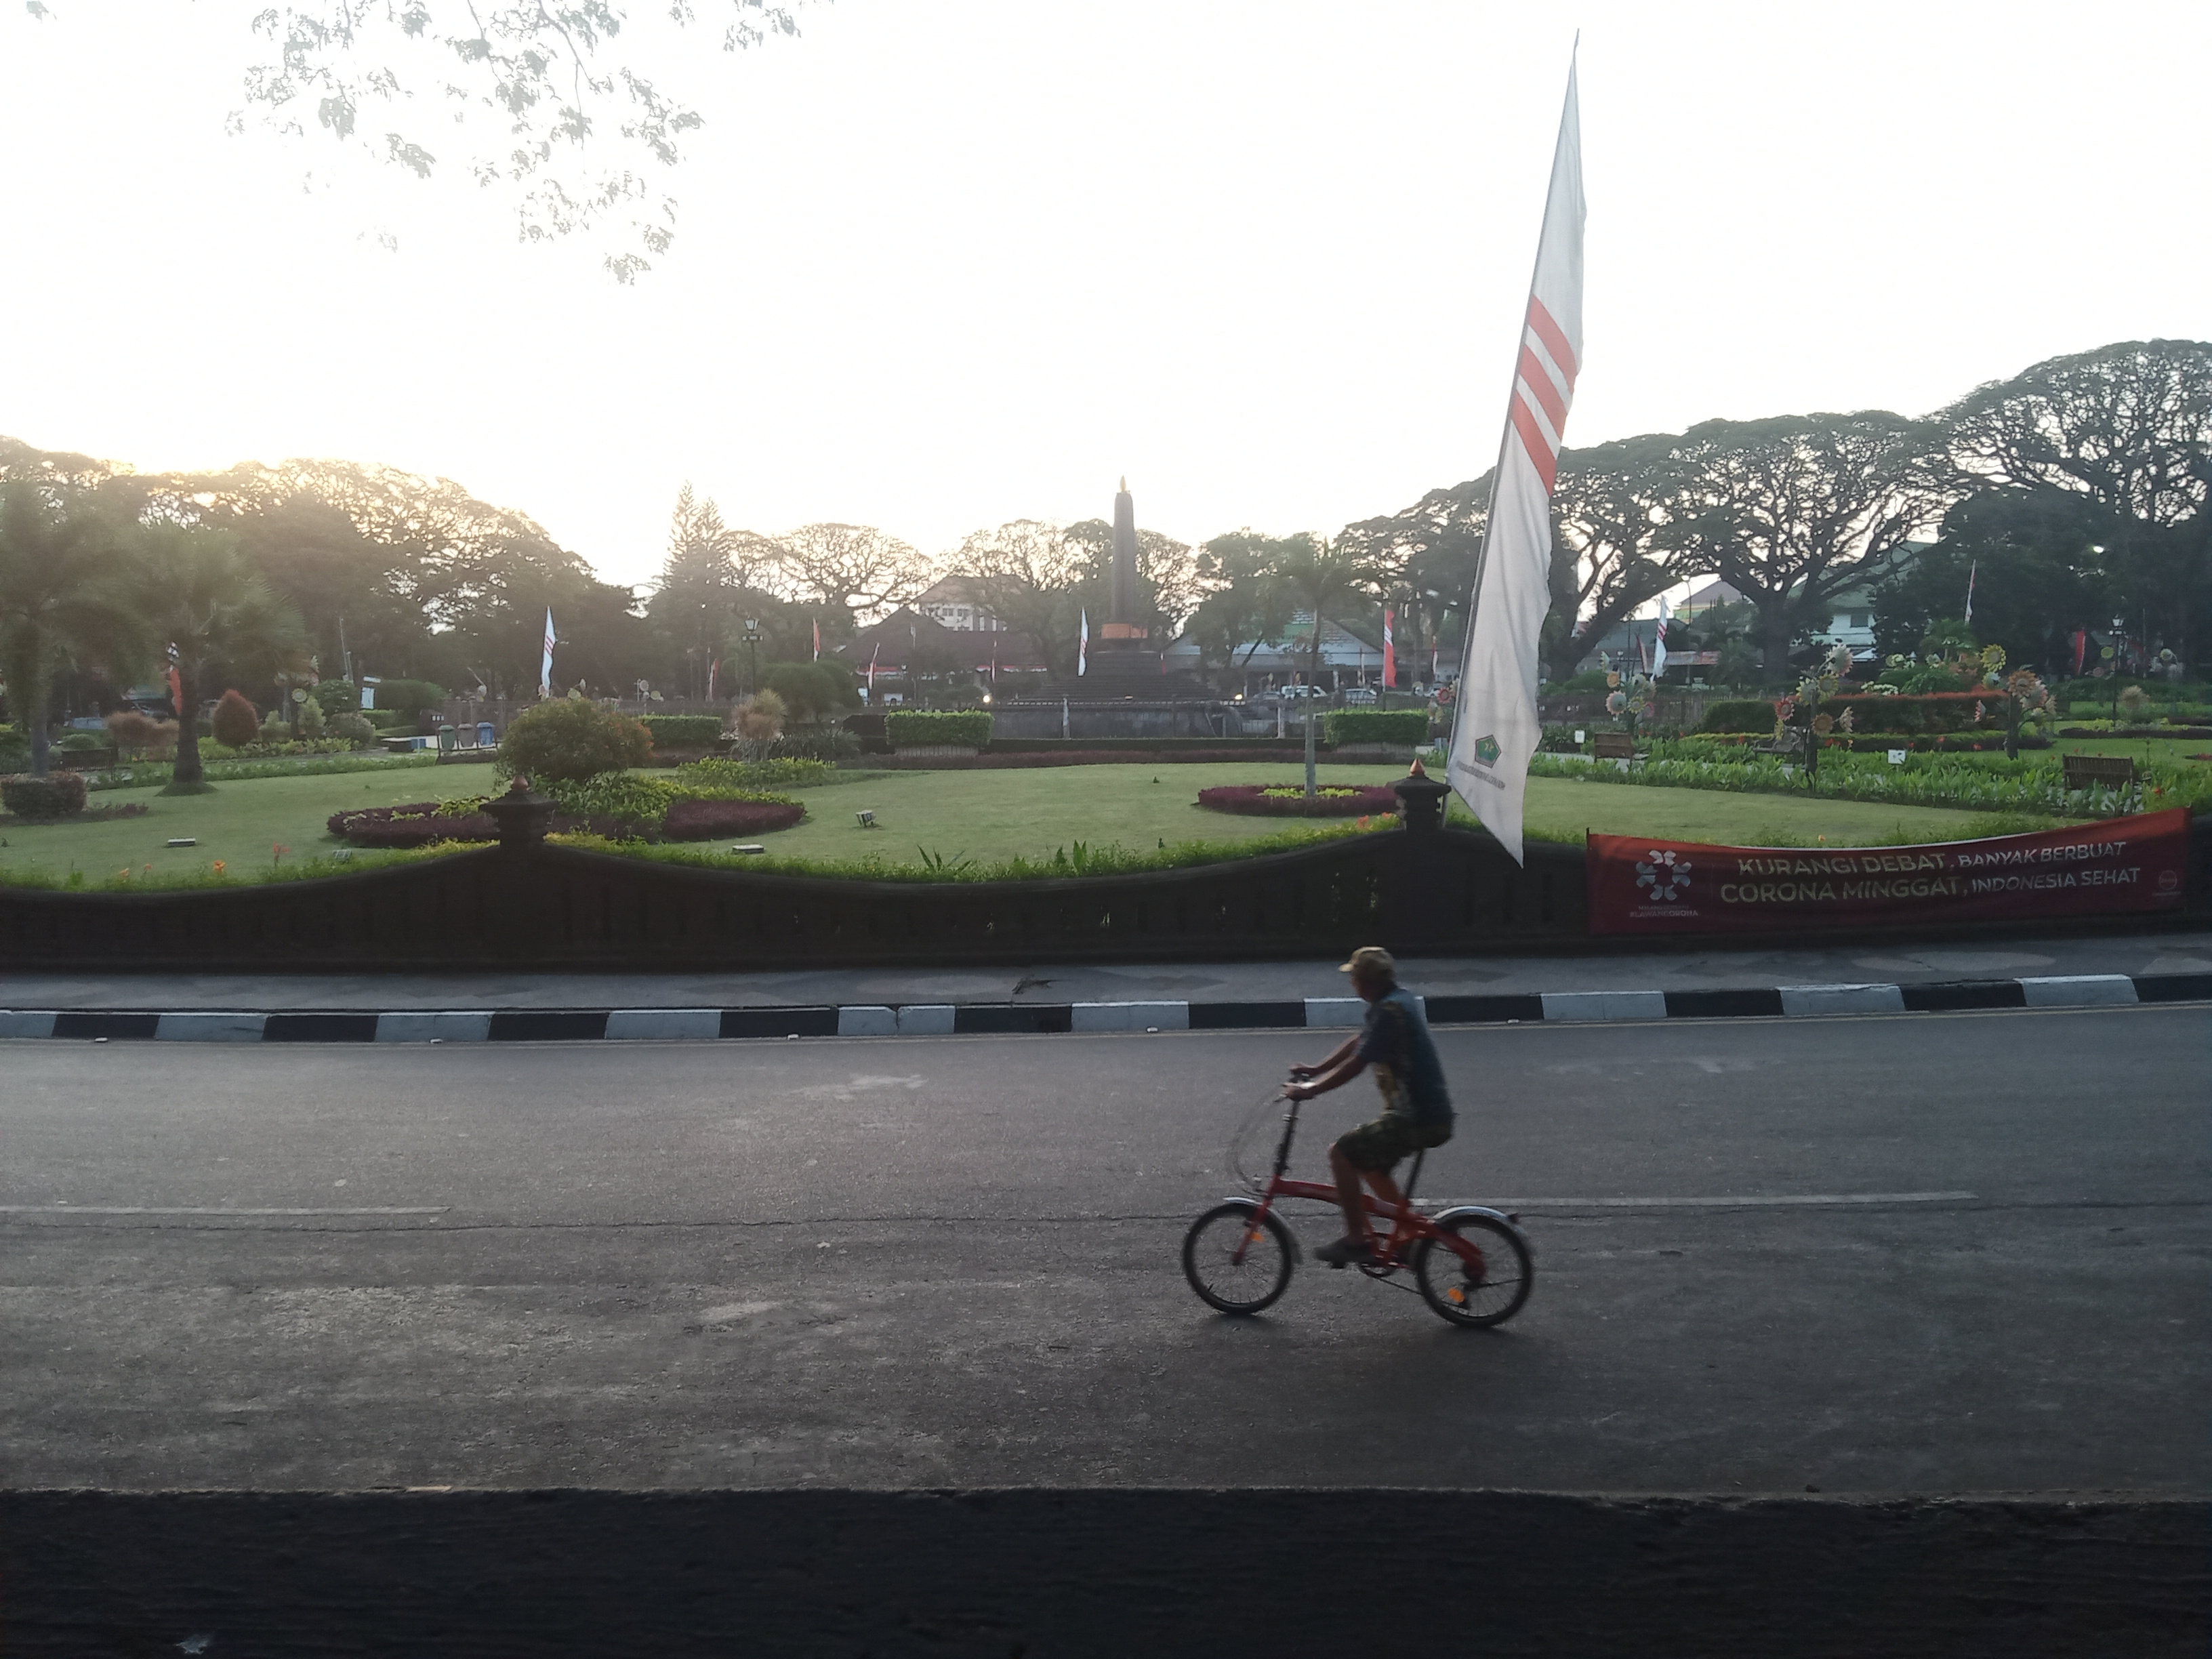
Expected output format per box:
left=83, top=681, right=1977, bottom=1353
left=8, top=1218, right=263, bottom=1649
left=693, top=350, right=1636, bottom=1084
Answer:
left=0, top=780, right=1587, bottom=971
left=3, top=792, right=2204, bottom=973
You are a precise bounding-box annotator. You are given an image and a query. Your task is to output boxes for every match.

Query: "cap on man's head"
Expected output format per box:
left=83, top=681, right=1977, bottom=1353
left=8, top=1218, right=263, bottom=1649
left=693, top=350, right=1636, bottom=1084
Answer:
left=1338, top=945, right=1396, bottom=983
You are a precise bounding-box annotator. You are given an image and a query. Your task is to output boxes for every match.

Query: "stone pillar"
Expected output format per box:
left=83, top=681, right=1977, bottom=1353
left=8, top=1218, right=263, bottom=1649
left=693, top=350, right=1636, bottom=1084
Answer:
left=1393, top=763, right=1450, bottom=834
left=481, top=777, right=555, bottom=849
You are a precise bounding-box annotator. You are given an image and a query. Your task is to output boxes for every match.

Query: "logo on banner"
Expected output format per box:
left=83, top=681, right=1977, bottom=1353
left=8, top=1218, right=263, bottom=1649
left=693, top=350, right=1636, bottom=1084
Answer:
left=1635, top=848, right=1692, bottom=902
left=1473, top=733, right=1502, bottom=766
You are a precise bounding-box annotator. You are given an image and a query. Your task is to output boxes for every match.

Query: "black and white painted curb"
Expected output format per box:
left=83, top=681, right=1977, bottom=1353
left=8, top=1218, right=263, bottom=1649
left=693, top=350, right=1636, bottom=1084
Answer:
left=2, top=972, right=2205, bottom=1042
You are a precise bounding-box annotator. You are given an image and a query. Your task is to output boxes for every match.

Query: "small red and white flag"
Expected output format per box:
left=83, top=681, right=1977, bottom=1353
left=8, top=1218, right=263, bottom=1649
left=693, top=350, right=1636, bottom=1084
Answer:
left=866, top=641, right=880, bottom=697
left=706, top=656, right=718, bottom=700
left=1447, top=47, right=1584, bottom=865
left=540, top=607, right=556, bottom=698
left=813, top=618, right=821, bottom=661
left=1078, top=607, right=1088, bottom=677
left=1383, top=607, right=1396, bottom=689
left=1963, top=561, right=1977, bottom=626
left=1653, top=596, right=1671, bottom=679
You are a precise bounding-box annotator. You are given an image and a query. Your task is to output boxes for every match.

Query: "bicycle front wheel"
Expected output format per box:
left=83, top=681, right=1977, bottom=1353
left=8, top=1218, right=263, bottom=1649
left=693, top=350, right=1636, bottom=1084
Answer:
left=1182, top=1202, right=1295, bottom=1315
left=1414, top=1214, right=1532, bottom=1328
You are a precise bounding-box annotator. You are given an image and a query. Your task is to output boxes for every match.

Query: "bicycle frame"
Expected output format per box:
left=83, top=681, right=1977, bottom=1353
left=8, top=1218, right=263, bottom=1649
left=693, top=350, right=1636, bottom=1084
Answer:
left=1233, top=1093, right=1482, bottom=1274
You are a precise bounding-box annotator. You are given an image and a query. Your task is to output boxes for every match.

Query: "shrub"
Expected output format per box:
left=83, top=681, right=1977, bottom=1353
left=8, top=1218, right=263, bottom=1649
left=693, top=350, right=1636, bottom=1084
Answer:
left=887, top=710, right=992, bottom=749
left=258, top=716, right=293, bottom=743
left=365, top=709, right=415, bottom=731
left=2, top=771, right=91, bottom=819
left=638, top=714, right=726, bottom=750
left=663, top=797, right=806, bottom=840
left=735, top=691, right=787, bottom=744
left=106, top=712, right=180, bottom=759
left=497, top=698, right=652, bottom=783
left=1322, top=709, right=1431, bottom=746
left=1197, top=781, right=1401, bottom=817
left=310, top=678, right=360, bottom=714
left=676, top=757, right=837, bottom=791
left=57, top=730, right=108, bottom=752
left=0, top=733, right=28, bottom=773
left=327, top=712, right=376, bottom=748
left=762, top=661, right=856, bottom=722
left=297, top=695, right=327, bottom=738
left=210, top=689, right=262, bottom=749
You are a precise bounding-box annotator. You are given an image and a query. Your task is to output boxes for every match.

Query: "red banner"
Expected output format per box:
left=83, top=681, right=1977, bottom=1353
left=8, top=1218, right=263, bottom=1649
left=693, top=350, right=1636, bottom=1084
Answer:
left=1589, top=808, right=2193, bottom=935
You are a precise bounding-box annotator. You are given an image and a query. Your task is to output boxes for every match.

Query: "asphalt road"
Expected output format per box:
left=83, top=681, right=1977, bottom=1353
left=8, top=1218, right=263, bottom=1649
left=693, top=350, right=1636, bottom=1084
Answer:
left=3, top=1005, right=2205, bottom=1494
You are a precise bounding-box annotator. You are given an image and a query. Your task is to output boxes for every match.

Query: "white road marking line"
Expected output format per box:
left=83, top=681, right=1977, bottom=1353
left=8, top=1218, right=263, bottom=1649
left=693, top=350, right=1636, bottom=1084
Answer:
left=1429, top=1191, right=1977, bottom=1209
left=0, top=1205, right=449, bottom=1216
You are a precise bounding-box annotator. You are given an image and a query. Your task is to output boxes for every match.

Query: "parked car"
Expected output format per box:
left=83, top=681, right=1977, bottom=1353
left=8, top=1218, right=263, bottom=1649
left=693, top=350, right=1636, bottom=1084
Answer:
left=1340, top=686, right=1378, bottom=705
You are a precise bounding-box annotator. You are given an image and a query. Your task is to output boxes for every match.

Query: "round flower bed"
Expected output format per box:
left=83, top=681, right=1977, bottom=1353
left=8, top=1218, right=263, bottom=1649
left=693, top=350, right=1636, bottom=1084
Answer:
left=329, top=794, right=807, bottom=848
left=1197, top=782, right=1400, bottom=818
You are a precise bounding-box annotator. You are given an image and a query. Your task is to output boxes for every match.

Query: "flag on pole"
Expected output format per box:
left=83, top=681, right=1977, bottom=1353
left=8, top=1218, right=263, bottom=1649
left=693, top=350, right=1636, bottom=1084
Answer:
left=540, top=607, right=556, bottom=697
left=1963, top=561, right=1977, bottom=626
left=1446, top=47, right=1584, bottom=865
left=1078, top=608, right=1088, bottom=677
left=165, top=642, right=182, bottom=718
left=1383, top=608, right=1396, bottom=689
left=812, top=619, right=821, bottom=661
left=1653, top=596, right=1671, bottom=679
left=866, top=642, right=879, bottom=697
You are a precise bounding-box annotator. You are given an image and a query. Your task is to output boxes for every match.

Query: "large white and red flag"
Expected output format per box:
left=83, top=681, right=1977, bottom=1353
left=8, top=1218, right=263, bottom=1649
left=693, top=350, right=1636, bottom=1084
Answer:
left=540, top=607, right=556, bottom=698
left=1447, top=52, right=1584, bottom=864
left=1383, top=608, right=1396, bottom=689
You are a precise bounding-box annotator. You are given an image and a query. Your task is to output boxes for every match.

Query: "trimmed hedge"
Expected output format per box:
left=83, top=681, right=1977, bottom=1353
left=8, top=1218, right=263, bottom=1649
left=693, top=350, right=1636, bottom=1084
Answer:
left=369, top=678, right=447, bottom=717
left=2, top=772, right=91, bottom=819
left=663, top=798, right=806, bottom=840
left=985, top=737, right=1307, bottom=755
left=639, top=714, right=726, bottom=750
left=1700, top=699, right=1782, bottom=734
left=1197, top=782, right=1401, bottom=818
left=1320, top=710, right=1431, bottom=746
left=887, top=710, right=993, bottom=750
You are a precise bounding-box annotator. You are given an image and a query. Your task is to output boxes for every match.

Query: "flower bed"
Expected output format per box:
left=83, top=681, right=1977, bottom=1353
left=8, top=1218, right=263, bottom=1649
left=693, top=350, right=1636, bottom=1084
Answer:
left=326, top=802, right=634, bottom=848
left=663, top=798, right=805, bottom=840
left=1197, top=782, right=1401, bottom=818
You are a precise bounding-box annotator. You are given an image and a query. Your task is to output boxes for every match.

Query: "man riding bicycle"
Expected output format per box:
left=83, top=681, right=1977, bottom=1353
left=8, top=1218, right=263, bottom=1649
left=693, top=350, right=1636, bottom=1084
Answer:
left=1285, top=946, right=1454, bottom=1267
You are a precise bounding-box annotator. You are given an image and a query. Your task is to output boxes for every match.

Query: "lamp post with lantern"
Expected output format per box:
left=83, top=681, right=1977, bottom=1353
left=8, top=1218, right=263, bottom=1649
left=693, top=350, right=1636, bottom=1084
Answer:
left=743, top=616, right=762, bottom=698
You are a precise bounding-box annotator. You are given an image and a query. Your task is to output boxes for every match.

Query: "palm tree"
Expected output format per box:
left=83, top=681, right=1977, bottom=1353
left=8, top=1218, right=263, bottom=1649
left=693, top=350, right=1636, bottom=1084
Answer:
left=134, top=524, right=310, bottom=792
left=0, top=483, right=142, bottom=778
left=1272, top=536, right=1382, bottom=796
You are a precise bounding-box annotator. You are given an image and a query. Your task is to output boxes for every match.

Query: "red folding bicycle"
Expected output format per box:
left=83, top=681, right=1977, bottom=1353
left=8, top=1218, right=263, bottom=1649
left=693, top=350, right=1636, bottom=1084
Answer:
left=1181, top=1090, right=1534, bottom=1327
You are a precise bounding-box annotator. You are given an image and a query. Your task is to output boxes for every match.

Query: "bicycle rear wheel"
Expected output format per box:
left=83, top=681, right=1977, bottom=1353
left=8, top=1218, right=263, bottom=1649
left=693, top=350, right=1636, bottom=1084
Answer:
left=1414, top=1214, right=1532, bottom=1328
left=1182, top=1202, right=1295, bottom=1314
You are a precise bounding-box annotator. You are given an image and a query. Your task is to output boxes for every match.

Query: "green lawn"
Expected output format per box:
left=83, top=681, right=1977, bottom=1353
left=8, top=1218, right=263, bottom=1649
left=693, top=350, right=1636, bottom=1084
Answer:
left=0, top=766, right=493, bottom=882
left=0, top=758, right=2082, bottom=886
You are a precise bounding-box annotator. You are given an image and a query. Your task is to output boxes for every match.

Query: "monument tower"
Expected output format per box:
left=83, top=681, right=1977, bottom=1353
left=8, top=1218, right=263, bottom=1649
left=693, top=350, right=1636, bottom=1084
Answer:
left=1101, top=476, right=1145, bottom=655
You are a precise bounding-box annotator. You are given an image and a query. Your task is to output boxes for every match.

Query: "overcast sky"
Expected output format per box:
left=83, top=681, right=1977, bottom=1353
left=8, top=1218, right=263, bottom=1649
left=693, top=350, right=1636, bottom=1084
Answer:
left=2, top=1, right=2206, bottom=594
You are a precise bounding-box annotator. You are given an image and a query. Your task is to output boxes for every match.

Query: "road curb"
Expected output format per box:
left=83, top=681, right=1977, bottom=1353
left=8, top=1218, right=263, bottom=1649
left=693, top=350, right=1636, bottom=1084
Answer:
left=3, top=972, right=2207, bottom=1042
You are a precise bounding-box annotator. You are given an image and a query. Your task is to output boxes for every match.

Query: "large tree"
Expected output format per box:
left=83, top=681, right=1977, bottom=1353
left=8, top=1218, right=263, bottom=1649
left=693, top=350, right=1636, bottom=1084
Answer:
left=1183, top=531, right=1296, bottom=689
left=1656, top=413, right=1957, bottom=682
left=954, top=520, right=1085, bottom=676
left=768, top=523, right=928, bottom=626
left=1944, top=339, right=2211, bottom=667
left=0, top=483, right=141, bottom=777
left=1872, top=487, right=2113, bottom=669
left=134, top=523, right=311, bottom=791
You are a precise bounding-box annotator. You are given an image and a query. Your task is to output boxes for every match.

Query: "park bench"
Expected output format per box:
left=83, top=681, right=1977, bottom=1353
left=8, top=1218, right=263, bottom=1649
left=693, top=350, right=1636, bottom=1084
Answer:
left=2062, top=752, right=2138, bottom=800
left=1750, top=728, right=1807, bottom=759
left=1592, top=731, right=1647, bottom=764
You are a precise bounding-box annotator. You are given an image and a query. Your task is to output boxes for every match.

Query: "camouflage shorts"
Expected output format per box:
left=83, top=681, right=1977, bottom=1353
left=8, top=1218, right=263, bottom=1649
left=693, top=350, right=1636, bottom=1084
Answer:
left=1334, top=1114, right=1452, bottom=1173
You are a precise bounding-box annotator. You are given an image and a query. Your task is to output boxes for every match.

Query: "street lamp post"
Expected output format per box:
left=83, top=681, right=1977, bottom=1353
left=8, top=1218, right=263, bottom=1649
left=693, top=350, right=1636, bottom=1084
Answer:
left=744, top=617, right=762, bottom=697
